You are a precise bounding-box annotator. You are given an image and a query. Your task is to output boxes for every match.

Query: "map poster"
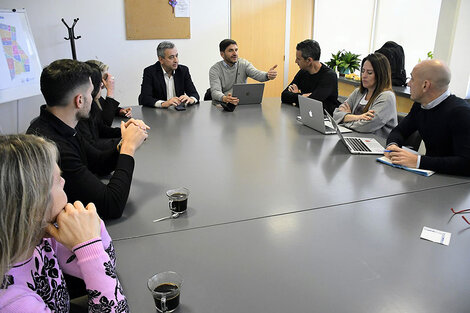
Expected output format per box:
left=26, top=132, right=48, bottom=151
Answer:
left=0, top=9, right=41, bottom=103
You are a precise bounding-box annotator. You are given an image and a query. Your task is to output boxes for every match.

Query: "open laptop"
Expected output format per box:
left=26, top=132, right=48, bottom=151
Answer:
left=325, top=111, right=385, bottom=155
left=232, top=83, right=265, bottom=105
left=298, top=96, right=352, bottom=134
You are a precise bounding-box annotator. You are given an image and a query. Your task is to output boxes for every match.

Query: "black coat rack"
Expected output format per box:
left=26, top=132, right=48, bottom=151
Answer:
left=61, top=18, right=81, bottom=60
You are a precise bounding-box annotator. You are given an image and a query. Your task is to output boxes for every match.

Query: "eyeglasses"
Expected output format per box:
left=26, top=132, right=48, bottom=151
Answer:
left=450, top=208, right=470, bottom=224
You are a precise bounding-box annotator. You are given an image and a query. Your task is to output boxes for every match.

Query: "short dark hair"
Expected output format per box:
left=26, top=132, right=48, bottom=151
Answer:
left=40, top=59, right=92, bottom=107
left=296, top=39, right=321, bottom=61
left=219, top=39, right=237, bottom=52
left=85, top=61, right=103, bottom=99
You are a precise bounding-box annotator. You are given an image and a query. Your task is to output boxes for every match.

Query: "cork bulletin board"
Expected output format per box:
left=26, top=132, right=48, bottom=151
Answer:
left=124, top=0, right=190, bottom=39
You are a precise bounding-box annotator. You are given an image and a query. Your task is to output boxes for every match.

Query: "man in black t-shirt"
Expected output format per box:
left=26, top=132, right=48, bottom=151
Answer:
left=281, top=39, right=339, bottom=115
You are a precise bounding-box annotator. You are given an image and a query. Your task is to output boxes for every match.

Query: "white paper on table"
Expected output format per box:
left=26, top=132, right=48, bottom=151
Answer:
left=420, top=226, right=451, bottom=246
left=175, top=0, right=190, bottom=17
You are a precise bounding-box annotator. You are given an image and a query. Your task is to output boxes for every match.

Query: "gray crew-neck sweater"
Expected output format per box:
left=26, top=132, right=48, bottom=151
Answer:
left=209, top=58, right=269, bottom=101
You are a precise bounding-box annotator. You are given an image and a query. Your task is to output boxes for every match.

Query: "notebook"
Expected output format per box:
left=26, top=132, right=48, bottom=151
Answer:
left=376, top=156, right=435, bottom=176
left=325, top=110, right=385, bottom=155
left=232, top=83, right=265, bottom=105
left=298, top=96, right=352, bottom=134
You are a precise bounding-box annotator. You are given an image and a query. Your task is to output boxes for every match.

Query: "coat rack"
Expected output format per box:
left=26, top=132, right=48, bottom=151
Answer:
left=61, top=18, right=81, bottom=60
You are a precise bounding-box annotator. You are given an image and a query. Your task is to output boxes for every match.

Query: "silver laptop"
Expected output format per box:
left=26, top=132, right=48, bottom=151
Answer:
left=298, top=96, right=352, bottom=134
left=232, top=83, right=265, bottom=105
left=325, top=111, right=385, bottom=155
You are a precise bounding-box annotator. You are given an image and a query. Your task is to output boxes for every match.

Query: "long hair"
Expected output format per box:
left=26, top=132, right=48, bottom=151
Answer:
left=85, top=61, right=104, bottom=108
left=86, top=59, right=109, bottom=74
left=359, top=53, right=392, bottom=112
left=0, top=134, right=58, bottom=279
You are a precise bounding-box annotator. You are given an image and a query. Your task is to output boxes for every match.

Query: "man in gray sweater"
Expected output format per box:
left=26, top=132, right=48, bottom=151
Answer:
left=209, top=39, right=278, bottom=105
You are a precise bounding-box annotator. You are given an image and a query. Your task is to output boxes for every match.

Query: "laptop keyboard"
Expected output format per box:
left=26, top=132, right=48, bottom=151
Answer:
left=345, top=137, right=371, bottom=152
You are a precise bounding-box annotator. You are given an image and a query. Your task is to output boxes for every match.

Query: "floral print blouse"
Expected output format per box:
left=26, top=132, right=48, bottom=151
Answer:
left=0, top=222, right=129, bottom=312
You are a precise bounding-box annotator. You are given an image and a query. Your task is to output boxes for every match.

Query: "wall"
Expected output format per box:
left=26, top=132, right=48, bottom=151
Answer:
left=313, top=0, right=375, bottom=67
left=0, top=0, right=230, bottom=133
left=373, top=0, right=441, bottom=76
left=314, top=0, right=441, bottom=77
left=314, top=0, right=470, bottom=98
left=445, top=0, right=470, bottom=98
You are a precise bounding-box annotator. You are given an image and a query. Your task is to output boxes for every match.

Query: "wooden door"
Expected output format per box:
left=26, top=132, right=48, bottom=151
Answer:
left=287, top=0, right=314, bottom=84
left=231, top=0, right=286, bottom=97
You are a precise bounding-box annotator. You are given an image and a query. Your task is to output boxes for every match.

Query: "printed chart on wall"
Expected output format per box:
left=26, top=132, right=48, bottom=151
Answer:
left=0, top=9, right=41, bottom=104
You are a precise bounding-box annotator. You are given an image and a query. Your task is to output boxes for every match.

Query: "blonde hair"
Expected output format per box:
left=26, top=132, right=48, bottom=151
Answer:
left=86, top=59, right=109, bottom=75
left=0, top=134, right=58, bottom=279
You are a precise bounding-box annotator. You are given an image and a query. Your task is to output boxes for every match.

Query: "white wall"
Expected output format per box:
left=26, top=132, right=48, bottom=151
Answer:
left=0, top=0, right=230, bottom=133
left=314, top=0, right=375, bottom=65
left=314, top=0, right=441, bottom=77
left=314, top=0, right=470, bottom=99
left=373, top=0, right=441, bottom=76
left=446, top=0, right=470, bottom=98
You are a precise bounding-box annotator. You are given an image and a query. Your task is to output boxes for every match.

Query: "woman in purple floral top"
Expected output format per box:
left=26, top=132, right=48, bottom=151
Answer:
left=0, top=134, right=129, bottom=312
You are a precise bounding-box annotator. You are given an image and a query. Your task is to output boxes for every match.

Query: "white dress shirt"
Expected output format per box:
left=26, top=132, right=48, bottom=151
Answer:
left=155, top=65, right=197, bottom=108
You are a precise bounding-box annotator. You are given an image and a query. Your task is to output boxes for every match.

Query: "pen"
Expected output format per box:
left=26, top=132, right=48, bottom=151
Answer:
left=383, top=150, right=392, bottom=153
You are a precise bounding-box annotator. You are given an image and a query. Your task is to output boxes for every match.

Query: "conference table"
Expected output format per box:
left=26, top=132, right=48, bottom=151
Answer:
left=106, top=99, right=470, bottom=312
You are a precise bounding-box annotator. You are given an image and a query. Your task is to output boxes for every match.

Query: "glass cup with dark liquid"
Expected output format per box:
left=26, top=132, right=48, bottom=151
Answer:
left=147, top=271, right=183, bottom=312
left=166, top=187, right=190, bottom=213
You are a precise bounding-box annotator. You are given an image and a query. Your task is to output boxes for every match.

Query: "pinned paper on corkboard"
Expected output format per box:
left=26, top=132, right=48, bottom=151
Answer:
left=124, top=0, right=190, bottom=40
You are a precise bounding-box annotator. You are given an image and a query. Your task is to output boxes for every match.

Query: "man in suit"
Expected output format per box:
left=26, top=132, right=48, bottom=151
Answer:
left=138, top=41, right=200, bottom=108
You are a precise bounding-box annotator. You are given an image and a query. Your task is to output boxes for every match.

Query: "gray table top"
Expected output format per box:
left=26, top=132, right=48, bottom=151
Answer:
left=106, top=99, right=470, bottom=240
left=114, top=183, right=470, bottom=313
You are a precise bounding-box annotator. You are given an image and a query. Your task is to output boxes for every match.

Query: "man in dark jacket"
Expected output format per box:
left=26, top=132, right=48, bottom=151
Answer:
left=138, top=41, right=199, bottom=108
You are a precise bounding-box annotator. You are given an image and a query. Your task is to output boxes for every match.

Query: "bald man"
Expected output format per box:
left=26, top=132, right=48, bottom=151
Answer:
left=385, top=60, right=470, bottom=176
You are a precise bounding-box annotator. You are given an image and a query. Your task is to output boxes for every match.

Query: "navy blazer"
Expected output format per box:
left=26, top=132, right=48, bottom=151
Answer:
left=138, top=61, right=200, bottom=107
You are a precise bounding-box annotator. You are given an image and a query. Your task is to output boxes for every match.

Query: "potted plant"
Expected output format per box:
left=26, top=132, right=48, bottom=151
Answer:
left=326, top=50, right=361, bottom=76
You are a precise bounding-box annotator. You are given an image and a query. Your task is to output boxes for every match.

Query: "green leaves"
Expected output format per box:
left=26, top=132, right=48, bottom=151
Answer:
left=326, top=50, right=361, bottom=74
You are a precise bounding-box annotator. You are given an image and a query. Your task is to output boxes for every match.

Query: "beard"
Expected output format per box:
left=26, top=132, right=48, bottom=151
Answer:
left=224, top=54, right=237, bottom=66
left=76, top=103, right=91, bottom=121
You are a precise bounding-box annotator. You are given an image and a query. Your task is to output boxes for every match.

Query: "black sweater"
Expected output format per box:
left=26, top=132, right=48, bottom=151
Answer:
left=76, top=101, right=121, bottom=151
left=99, top=96, right=122, bottom=126
left=281, top=64, right=340, bottom=114
left=27, top=106, right=135, bottom=219
left=387, top=95, right=470, bottom=176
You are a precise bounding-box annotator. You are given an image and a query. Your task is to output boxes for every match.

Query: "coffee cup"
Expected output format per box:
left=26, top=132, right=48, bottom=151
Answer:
left=147, top=271, right=183, bottom=312
left=166, top=187, right=189, bottom=213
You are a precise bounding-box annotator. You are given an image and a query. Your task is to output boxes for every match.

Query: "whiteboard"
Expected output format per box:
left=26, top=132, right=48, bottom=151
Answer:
left=0, top=9, right=42, bottom=104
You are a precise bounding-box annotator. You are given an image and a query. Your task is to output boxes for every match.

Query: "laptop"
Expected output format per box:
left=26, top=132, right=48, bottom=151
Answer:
left=325, top=111, right=385, bottom=155
left=232, top=83, right=265, bottom=105
left=298, top=96, right=352, bottom=134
